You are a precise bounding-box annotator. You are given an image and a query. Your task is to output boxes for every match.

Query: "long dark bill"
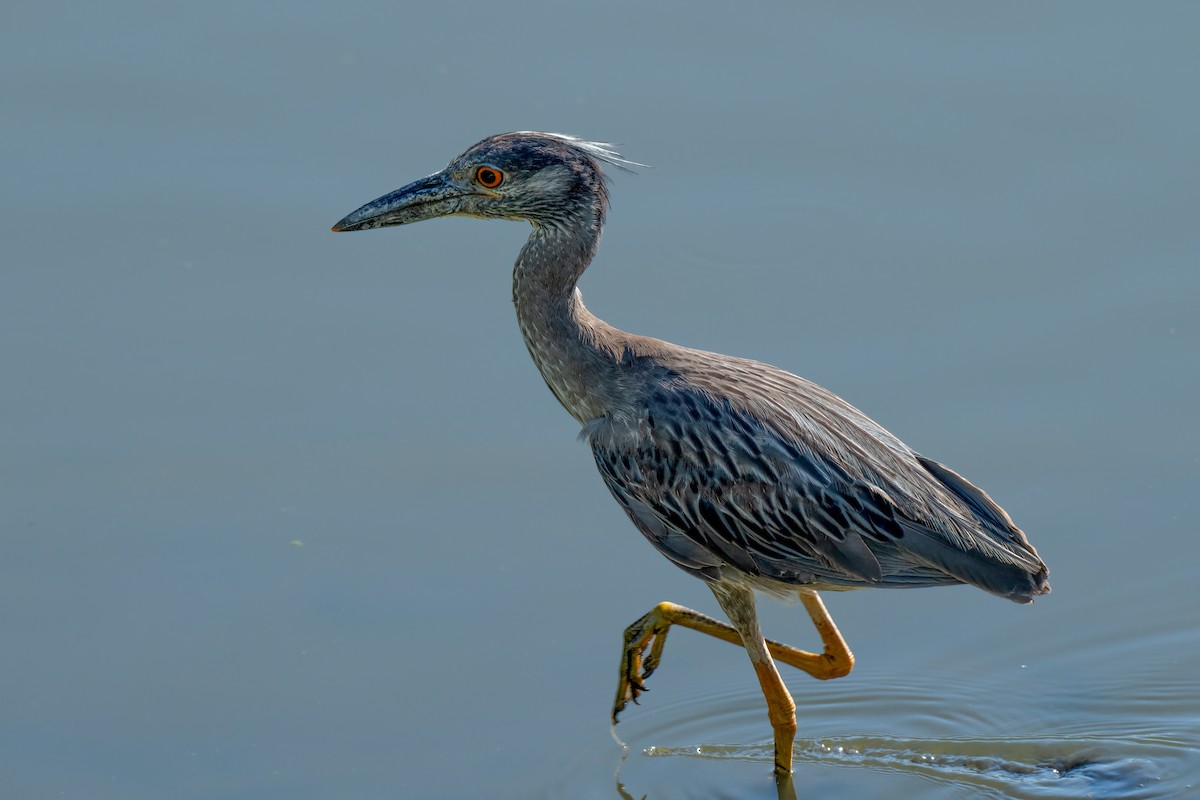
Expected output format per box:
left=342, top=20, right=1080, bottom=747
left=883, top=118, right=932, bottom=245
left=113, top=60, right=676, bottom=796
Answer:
left=331, top=172, right=462, bottom=232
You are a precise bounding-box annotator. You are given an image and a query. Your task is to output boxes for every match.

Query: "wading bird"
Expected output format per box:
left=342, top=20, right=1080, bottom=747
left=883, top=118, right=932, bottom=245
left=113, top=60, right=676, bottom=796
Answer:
left=332, top=132, right=1049, bottom=779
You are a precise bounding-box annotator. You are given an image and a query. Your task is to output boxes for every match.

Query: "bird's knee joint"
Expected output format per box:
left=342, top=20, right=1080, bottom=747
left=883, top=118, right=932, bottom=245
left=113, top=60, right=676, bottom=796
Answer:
left=818, top=651, right=854, bottom=680
left=651, top=601, right=675, bottom=617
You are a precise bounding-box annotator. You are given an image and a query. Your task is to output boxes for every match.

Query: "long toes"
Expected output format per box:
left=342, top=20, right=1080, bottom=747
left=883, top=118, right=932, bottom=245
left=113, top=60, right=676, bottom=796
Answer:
left=615, top=615, right=670, bottom=724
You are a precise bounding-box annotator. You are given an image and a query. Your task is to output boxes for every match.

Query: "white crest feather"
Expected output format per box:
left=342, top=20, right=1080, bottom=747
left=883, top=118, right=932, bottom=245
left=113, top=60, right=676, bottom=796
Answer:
left=523, top=131, right=650, bottom=174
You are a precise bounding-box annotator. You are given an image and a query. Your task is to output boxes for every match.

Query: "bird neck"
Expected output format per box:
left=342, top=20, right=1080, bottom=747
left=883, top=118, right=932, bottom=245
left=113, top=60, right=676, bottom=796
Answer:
left=512, top=216, right=623, bottom=424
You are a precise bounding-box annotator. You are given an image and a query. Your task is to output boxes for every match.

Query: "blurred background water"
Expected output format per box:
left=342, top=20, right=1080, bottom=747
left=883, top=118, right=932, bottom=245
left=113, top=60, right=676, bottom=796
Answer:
left=2, top=3, right=1198, bottom=798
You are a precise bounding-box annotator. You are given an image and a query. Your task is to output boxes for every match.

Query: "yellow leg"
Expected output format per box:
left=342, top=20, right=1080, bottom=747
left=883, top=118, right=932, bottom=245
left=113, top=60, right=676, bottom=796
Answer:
left=612, top=587, right=853, bottom=777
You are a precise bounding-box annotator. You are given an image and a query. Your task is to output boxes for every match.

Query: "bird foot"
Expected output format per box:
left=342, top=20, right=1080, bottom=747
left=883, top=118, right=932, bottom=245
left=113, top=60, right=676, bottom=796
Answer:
left=612, top=603, right=673, bottom=724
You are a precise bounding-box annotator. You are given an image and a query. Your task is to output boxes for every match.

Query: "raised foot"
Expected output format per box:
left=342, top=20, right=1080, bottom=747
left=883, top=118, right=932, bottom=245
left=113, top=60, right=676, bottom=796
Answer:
left=612, top=602, right=674, bottom=724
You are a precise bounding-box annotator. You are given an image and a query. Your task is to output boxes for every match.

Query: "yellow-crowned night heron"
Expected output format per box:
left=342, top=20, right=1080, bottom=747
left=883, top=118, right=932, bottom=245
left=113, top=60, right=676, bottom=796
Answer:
left=332, top=132, right=1049, bottom=779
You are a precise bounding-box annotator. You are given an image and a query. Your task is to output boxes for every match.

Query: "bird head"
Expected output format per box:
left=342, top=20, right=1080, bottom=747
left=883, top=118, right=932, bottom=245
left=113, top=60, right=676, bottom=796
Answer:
left=332, top=132, right=641, bottom=233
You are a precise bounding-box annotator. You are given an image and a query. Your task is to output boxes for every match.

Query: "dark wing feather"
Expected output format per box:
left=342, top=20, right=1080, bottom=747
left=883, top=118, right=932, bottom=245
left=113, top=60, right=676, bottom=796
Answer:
left=587, top=368, right=1048, bottom=601
left=589, top=388, right=920, bottom=590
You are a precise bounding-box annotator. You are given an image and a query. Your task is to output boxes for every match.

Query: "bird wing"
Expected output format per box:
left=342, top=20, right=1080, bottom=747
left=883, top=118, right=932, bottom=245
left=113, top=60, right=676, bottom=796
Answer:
left=585, top=357, right=1047, bottom=601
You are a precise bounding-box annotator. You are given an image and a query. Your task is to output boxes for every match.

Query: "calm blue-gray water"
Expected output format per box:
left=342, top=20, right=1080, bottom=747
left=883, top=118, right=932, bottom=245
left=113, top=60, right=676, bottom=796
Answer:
left=3, top=3, right=1198, bottom=798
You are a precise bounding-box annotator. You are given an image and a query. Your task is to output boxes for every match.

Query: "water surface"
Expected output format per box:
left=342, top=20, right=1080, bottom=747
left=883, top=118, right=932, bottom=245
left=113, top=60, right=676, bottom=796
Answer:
left=2, top=3, right=1198, bottom=798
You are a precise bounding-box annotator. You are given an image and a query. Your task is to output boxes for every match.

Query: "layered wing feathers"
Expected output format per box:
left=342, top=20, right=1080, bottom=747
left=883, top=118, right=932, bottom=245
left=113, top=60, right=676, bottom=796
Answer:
left=587, top=350, right=1049, bottom=602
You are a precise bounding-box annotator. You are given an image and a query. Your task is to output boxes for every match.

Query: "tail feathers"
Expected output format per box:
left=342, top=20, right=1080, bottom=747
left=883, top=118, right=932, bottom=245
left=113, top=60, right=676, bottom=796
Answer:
left=899, top=521, right=1050, bottom=603
left=913, top=454, right=1050, bottom=602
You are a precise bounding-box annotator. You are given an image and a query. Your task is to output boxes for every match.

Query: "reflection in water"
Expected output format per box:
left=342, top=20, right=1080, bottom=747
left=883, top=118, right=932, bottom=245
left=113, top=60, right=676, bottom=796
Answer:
left=616, top=703, right=790, bottom=800
left=639, top=737, right=1170, bottom=799
left=616, top=743, right=799, bottom=800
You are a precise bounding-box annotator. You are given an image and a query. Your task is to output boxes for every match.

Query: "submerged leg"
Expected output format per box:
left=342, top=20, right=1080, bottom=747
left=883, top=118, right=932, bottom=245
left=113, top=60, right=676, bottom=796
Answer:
left=612, top=587, right=853, bottom=777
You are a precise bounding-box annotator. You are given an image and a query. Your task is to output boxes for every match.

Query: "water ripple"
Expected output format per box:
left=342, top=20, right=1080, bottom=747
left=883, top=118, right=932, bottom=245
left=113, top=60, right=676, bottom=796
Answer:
left=545, top=582, right=1200, bottom=797
left=611, top=669, right=1197, bottom=799
left=644, top=734, right=1183, bottom=799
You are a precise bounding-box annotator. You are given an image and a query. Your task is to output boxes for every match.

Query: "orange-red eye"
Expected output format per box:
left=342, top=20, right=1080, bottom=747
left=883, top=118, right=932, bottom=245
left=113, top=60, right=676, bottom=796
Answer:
left=475, top=166, right=504, bottom=188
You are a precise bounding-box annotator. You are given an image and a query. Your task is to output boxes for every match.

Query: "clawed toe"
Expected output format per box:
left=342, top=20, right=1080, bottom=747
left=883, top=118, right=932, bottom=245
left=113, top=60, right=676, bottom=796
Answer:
left=613, top=615, right=671, bottom=724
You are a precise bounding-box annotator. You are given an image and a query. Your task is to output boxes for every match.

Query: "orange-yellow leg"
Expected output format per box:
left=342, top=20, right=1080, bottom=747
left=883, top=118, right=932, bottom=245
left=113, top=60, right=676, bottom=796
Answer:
left=612, top=587, right=853, bottom=777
